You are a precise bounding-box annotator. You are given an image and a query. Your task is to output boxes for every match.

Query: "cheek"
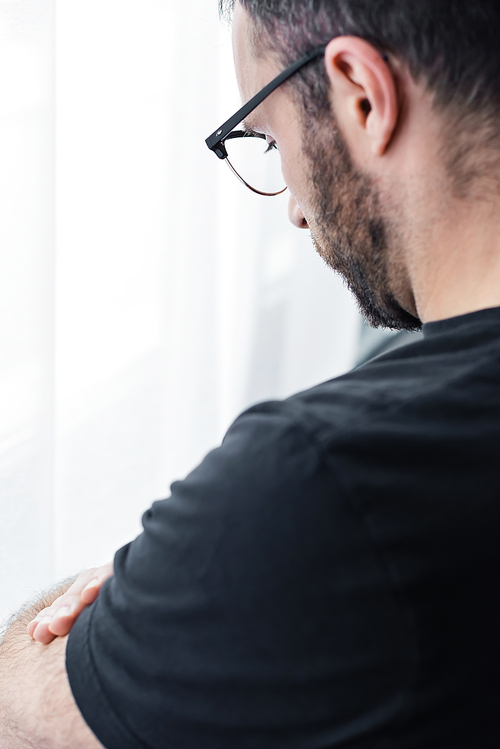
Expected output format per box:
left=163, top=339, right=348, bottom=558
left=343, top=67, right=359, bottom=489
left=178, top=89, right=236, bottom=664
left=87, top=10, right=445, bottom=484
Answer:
left=279, top=144, right=297, bottom=187
left=280, top=148, right=307, bottom=204
left=281, top=154, right=314, bottom=223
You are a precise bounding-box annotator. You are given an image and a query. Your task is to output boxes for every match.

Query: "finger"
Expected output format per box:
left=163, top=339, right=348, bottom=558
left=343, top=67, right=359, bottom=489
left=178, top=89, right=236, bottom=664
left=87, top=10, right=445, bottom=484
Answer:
left=48, top=604, right=80, bottom=636
left=27, top=617, right=42, bottom=638
left=27, top=570, right=98, bottom=640
left=27, top=590, right=83, bottom=636
left=30, top=600, right=83, bottom=642
left=31, top=617, right=58, bottom=645
left=79, top=580, right=102, bottom=605
left=27, top=572, right=95, bottom=632
left=27, top=606, right=55, bottom=638
left=80, top=563, right=114, bottom=605
left=27, top=563, right=113, bottom=641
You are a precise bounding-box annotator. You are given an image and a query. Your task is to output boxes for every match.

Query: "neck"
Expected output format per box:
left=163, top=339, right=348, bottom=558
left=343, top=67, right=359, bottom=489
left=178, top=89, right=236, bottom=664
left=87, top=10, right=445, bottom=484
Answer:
left=409, top=196, right=500, bottom=324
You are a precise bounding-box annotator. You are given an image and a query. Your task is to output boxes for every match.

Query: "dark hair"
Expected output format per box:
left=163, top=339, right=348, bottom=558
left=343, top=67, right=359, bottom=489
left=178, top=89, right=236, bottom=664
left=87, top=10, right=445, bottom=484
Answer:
left=220, top=0, right=500, bottom=192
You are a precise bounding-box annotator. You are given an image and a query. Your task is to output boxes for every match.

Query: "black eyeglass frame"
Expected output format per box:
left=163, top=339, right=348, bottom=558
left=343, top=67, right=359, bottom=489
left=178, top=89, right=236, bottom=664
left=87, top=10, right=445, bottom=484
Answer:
left=205, top=45, right=327, bottom=195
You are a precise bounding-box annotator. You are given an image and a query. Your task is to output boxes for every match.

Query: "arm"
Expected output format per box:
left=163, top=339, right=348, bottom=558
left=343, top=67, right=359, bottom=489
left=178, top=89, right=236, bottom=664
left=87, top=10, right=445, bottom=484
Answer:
left=0, top=586, right=105, bottom=748
left=61, top=406, right=410, bottom=749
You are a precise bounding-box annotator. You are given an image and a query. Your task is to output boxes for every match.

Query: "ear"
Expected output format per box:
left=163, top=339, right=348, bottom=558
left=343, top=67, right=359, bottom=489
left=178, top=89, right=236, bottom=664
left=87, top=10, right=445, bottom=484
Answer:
left=324, top=36, right=399, bottom=157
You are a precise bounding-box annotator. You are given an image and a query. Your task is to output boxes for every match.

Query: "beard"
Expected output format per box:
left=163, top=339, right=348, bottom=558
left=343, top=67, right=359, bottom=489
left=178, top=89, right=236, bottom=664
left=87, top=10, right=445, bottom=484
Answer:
left=301, top=112, right=421, bottom=331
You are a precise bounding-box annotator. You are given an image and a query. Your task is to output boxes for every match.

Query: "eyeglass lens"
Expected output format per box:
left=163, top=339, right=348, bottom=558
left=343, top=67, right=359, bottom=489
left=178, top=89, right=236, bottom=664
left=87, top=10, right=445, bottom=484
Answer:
left=224, top=135, right=286, bottom=196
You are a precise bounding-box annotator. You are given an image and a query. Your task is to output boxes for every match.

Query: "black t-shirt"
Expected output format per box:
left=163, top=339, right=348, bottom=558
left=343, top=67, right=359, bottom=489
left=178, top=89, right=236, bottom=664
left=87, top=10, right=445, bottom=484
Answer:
left=66, top=308, right=500, bottom=749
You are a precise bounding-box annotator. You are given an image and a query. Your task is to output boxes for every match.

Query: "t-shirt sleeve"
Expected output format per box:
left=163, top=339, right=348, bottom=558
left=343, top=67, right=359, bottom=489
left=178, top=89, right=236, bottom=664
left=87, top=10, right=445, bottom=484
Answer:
left=66, top=402, right=413, bottom=749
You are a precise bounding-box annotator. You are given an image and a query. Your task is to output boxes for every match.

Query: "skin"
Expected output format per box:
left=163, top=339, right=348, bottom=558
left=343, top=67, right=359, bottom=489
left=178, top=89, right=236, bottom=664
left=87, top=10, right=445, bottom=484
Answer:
left=1, top=584, right=104, bottom=748
left=232, top=1, right=500, bottom=326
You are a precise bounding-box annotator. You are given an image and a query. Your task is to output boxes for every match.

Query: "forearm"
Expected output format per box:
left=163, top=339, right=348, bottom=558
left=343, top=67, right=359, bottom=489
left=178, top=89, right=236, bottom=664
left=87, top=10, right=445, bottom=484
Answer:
left=0, top=580, right=76, bottom=747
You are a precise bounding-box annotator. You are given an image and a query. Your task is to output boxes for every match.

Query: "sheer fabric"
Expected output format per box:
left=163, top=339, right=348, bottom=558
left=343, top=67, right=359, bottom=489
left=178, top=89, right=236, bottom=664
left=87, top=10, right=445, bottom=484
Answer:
left=0, top=0, right=359, bottom=624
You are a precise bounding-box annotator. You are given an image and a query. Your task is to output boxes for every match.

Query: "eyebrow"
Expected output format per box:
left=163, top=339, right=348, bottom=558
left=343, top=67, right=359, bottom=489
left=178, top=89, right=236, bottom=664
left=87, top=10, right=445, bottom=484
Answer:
left=242, top=117, right=259, bottom=135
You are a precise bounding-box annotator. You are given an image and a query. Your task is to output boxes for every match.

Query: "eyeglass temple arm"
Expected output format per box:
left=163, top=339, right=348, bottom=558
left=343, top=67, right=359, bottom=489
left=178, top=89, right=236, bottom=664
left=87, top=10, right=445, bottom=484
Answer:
left=205, top=45, right=326, bottom=159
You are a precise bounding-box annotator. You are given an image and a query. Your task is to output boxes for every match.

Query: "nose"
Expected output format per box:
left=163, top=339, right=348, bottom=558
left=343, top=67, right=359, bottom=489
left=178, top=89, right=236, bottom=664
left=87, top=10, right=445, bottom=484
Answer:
left=288, top=195, right=309, bottom=229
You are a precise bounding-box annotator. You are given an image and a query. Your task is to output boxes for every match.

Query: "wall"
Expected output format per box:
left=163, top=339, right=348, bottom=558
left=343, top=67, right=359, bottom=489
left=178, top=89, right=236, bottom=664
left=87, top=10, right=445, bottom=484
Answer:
left=0, top=0, right=360, bottom=625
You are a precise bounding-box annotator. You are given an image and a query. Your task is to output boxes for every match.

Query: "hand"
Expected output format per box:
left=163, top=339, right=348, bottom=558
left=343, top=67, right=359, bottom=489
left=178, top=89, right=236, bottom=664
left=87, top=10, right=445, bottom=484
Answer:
left=26, top=561, right=113, bottom=645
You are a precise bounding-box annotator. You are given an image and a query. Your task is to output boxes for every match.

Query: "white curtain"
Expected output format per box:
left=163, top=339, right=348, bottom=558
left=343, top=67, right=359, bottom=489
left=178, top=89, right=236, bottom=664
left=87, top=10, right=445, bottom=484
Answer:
left=0, top=0, right=360, bottom=626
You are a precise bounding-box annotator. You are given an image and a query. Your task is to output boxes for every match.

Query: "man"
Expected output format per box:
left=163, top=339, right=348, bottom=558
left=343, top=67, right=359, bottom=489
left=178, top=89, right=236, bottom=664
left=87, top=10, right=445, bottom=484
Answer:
left=2, top=0, right=500, bottom=746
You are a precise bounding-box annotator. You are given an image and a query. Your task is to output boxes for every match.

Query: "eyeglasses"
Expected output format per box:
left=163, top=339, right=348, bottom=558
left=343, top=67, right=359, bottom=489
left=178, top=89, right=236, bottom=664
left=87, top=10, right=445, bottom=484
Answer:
left=205, top=45, right=326, bottom=196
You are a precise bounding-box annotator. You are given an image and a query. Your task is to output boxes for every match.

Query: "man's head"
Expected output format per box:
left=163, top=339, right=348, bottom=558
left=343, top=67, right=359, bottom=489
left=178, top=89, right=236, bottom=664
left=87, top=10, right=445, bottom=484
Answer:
left=222, top=0, right=500, bottom=329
